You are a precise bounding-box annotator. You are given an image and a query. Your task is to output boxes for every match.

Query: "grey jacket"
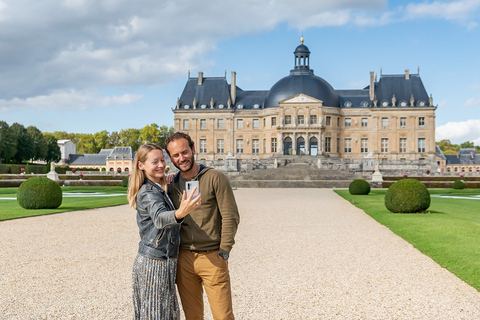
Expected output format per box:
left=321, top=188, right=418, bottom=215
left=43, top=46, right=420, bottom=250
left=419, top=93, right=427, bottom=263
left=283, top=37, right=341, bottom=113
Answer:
left=136, top=178, right=183, bottom=260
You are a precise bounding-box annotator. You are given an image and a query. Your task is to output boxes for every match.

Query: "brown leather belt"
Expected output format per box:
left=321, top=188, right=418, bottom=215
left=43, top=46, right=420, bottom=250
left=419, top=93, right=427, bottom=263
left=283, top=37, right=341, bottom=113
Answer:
left=182, top=249, right=217, bottom=253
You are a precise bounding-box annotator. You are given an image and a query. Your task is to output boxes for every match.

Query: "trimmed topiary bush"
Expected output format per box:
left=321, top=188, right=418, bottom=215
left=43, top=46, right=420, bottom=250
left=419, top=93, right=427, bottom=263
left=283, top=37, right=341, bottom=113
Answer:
left=349, top=179, right=371, bottom=195
left=452, top=179, right=465, bottom=189
left=121, top=178, right=129, bottom=187
left=384, top=178, right=430, bottom=213
left=17, top=177, right=62, bottom=209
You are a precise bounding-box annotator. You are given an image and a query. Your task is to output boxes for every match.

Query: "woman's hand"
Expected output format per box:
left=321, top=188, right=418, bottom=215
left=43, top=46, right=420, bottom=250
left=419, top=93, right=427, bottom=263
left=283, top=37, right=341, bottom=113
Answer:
left=174, top=187, right=201, bottom=220
left=166, top=173, right=175, bottom=184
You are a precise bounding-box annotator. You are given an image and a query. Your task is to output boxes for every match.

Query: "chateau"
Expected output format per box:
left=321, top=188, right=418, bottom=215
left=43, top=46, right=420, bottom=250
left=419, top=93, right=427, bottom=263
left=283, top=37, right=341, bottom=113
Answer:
left=172, top=39, right=438, bottom=173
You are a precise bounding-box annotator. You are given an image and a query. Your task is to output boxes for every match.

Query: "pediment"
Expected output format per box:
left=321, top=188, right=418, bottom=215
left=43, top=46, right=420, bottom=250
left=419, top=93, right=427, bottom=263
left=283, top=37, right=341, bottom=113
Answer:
left=280, top=93, right=323, bottom=104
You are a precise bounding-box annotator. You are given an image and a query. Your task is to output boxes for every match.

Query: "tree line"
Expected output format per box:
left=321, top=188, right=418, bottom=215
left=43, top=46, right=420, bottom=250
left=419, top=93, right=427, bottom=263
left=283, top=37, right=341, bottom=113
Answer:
left=0, top=121, right=174, bottom=164
left=0, top=121, right=61, bottom=164
left=437, top=140, right=480, bottom=155
left=49, top=123, right=174, bottom=154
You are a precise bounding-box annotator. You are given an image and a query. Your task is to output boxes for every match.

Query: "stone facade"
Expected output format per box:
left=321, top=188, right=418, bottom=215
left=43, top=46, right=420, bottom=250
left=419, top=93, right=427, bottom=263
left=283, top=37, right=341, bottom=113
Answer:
left=173, top=39, right=439, bottom=173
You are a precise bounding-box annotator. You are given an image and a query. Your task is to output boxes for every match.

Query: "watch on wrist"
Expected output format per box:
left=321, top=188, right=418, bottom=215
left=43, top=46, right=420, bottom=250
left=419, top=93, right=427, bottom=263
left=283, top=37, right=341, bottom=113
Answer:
left=219, top=253, right=229, bottom=260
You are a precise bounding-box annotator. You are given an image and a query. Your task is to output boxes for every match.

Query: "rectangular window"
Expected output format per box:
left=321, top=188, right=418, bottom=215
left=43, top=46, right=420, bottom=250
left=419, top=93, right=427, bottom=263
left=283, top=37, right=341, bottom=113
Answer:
left=263, top=138, right=266, bottom=153
left=252, top=139, right=259, bottom=154
left=271, top=117, right=277, bottom=126
left=199, top=139, right=207, bottom=153
left=382, top=117, right=388, bottom=127
left=400, top=138, right=407, bottom=153
left=381, top=138, right=389, bottom=153
left=361, top=118, right=367, bottom=127
left=263, top=118, right=266, bottom=128
left=217, top=119, right=224, bottom=129
left=326, top=116, right=331, bottom=126
left=237, top=119, right=243, bottom=129
left=310, top=115, right=317, bottom=125
left=345, top=118, right=352, bottom=127
left=337, top=138, right=340, bottom=152
left=253, top=119, right=259, bottom=129
left=236, top=139, right=243, bottom=153
left=183, top=119, right=189, bottom=129
left=419, top=117, right=425, bottom=126
left=418, top=138, right=426, bottom=152
left=271, top=138, right=277, bottom=153
left=344, top=138, right=352, bottom=153
left=361, top=138, right=368, bottom=153
left=217, top=139, right=224, bottom=153
left=325, top=137, right=331, bottom=152
left=200, top=119, right=207, bottom=129
left=298, top=115, right=304, bottom=125
left=285, top=115, right=292, bottom=124
left=337, top=118, right=340, bottom=127
left=400, top=117, right=406, bottom=127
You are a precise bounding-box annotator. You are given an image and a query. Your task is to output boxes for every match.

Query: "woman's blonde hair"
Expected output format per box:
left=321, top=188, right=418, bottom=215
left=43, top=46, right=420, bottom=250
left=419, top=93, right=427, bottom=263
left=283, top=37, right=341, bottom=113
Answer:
left=128, top=143, right=166, bottom=209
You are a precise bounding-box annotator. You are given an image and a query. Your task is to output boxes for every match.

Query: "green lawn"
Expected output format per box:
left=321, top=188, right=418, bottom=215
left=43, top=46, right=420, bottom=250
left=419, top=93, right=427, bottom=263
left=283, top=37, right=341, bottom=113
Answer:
left=0, top=186, right=128, bottom=221
left=335, top=188, right=480, bottom=291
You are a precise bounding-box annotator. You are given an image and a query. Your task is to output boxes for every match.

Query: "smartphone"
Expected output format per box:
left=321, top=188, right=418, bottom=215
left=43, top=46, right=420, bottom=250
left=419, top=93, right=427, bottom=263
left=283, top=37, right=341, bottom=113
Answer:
left=185, top=181, right=199, bottom=199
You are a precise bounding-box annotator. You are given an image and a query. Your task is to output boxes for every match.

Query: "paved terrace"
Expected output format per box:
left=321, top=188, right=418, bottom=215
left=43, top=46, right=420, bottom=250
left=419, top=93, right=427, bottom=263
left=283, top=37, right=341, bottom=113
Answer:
left=1, top=189, right=479, bottom=319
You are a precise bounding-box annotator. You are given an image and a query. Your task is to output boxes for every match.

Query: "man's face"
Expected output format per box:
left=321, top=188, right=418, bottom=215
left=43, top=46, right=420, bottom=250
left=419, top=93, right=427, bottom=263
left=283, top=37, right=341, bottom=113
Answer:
left=167, top=138, right=195, bottom=173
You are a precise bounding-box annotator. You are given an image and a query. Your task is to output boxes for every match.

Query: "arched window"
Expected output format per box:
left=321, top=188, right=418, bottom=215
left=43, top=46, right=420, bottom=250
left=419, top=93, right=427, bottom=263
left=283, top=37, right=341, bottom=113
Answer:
left=297, top=137, right=305, bottom=155
left=283, top=137, right=292, bottom=155
left=310, top=137, right=318, bottom=156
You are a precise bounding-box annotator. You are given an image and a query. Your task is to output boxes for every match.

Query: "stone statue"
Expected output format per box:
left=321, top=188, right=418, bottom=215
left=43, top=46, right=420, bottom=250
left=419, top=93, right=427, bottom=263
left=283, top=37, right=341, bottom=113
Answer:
left=319, top=116, right=323, bottom=126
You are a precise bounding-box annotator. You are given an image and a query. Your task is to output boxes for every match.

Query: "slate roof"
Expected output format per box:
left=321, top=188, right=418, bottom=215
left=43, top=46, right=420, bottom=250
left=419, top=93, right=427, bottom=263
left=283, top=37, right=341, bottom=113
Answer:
left=107, top=146, right=135, bottom=159
left=176, top=44, right=434, bottom=111
left=67, top=146, right=135, bottom=166
left=68, top=154, right=108, bottom=166
left=445, top=149, right=480, bottom=165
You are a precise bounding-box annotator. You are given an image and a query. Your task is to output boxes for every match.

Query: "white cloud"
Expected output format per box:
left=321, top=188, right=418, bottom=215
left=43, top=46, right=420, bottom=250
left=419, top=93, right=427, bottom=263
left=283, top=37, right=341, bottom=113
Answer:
left=404, top=0, right=480, bottom=21
left=436, top=119, right=480, bottom=144
left=0, top=0, right=477, bottom=111
left=0, top=90, right=143, bottom=111
left=465, top=98, right=480, bottom=107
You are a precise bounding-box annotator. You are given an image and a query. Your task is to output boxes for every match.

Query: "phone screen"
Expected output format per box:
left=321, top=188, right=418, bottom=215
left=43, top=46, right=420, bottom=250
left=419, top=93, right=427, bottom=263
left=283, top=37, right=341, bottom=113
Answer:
left=186, top=181, right=199, bottom=198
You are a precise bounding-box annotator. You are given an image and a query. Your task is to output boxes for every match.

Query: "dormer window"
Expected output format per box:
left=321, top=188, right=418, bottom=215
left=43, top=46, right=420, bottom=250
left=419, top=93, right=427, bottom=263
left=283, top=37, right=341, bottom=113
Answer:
left=201, top=104, right=207, bottom=109
left=253, top=103, right=259, bottom=109
left=237, top=104, right=243, bottom=109
left=184, top=105, right=190, bottom=109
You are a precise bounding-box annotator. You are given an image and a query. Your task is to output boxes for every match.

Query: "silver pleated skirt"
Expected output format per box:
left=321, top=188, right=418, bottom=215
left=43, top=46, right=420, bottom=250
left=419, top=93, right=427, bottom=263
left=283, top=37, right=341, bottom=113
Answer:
left=132, top=254, right=180, bottom=319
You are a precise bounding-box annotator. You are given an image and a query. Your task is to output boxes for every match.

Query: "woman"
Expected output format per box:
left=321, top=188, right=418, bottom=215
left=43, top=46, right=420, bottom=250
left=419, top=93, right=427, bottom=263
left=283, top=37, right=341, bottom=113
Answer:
left=128, top=143, right=201, bottom=319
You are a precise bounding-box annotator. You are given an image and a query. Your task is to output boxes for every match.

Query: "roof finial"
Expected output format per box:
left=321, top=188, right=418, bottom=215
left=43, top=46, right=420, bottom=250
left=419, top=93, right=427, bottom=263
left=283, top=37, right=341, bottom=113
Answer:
left=300, top=36, right=304, bottom=44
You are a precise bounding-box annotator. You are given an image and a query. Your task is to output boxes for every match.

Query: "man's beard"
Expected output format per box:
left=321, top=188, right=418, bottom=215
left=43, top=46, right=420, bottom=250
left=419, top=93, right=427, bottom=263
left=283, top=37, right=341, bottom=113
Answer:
left=175, top=158, right=194, bottom=173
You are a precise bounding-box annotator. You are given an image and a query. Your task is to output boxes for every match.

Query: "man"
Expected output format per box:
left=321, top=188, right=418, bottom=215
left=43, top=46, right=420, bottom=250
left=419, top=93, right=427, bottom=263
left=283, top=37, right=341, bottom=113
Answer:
left=165, top=132, right=240, bottom=320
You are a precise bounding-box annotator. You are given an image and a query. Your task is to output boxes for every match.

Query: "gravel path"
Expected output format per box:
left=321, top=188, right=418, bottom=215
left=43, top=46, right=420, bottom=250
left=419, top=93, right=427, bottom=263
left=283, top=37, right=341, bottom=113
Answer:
left=1, top=189, right=479, bottom=319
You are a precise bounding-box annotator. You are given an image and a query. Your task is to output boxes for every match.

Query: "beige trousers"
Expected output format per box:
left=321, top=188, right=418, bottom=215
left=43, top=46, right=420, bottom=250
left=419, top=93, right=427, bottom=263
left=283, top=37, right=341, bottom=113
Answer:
left=176, top=249, right=234, bottom=320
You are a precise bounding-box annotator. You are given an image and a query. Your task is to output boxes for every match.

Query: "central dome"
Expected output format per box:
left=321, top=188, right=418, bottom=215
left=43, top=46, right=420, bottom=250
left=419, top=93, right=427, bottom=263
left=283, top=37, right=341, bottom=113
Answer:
left=263, top=40, right=339, bottom=108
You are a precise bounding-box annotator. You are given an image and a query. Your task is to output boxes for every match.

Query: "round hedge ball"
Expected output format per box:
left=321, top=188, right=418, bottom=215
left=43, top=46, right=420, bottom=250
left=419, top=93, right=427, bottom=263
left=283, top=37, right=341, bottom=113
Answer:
left=348, top=179, right=371, bottom=195
left=17, top=177, right=63, bottom=209
left=452, top=179, right=465, bottom=189
left=384, top=178, right=430, bottom=213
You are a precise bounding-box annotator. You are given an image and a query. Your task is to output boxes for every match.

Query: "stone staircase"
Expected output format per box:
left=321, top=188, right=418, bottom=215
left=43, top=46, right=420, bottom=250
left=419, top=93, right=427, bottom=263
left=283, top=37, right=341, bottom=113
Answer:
left=228, top=163, right=369, bottom=188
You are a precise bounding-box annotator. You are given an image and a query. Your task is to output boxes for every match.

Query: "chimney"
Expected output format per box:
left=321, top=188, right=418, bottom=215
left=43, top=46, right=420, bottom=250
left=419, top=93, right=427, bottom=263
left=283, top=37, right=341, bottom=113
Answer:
left=198, top=72, right=203, bottom=85
left=231, top=71, right=236, bottom=105
left=369, top=71, right=375, bottom=101
left=405, top=69, right=410, bottom=80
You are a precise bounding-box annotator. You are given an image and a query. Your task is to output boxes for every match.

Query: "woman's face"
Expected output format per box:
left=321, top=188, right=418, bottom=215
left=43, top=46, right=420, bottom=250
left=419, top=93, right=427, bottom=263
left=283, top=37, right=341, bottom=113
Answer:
left=138, top=149, right=166, bottom=183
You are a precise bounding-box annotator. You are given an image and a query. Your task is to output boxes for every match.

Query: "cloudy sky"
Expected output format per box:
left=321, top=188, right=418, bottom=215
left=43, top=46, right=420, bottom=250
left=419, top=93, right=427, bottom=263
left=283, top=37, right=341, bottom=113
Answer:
left=1, top=0, right=479, bottom=145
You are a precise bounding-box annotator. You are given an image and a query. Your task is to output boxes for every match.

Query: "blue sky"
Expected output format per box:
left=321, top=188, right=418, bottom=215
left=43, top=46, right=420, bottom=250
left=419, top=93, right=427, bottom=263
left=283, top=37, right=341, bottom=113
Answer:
left=1, top=0, right=479, bottom=144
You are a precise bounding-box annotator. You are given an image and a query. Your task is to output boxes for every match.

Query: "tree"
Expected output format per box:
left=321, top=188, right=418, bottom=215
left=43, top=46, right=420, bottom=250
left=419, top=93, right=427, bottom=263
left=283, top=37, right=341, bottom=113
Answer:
left=10, top=123, right=34, bottom=163
left=119, top=128, right=141, bottom=151
left=107, top=131, right=120, bottom=147
left=93, top=130, right=109, bottom=151
left=159, top=125, right=175, bottom=148
left=460, top=141, right=474, bottom=149
left=140, top=123, right=161, bottom=144
left=0, top=121, right=17, bottom=163
left=44, top=134, right=61, bottom=162
left=27, top=126, right=48, bottom=161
